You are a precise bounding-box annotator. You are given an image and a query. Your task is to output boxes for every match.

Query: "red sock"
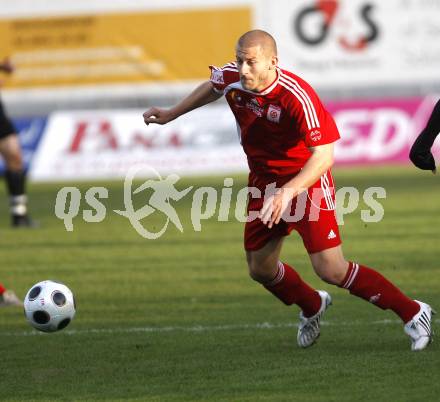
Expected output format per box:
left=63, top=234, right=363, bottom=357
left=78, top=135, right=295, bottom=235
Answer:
left=0, top=283, right=6, bottom=295
left=339, top=262, right=420, bottom=323
left=264, top=262, right=321, bottom=317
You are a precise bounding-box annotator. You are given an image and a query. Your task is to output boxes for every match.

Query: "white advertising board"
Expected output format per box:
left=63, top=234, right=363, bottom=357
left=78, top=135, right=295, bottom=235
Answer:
left=30, top=96, right=440, bottom=182
left=30, top=106, right=247, bottom=181
left=256, top=0, right=440, bottom=89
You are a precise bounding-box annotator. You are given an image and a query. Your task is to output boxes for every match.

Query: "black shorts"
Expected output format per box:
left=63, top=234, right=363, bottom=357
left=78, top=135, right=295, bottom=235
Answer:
left=0, top=99, right=16, bottom=139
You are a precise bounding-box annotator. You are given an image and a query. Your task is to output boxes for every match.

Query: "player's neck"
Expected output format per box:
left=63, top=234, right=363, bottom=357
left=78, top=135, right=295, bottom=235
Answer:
left=254, top=69, right=278, bottom=93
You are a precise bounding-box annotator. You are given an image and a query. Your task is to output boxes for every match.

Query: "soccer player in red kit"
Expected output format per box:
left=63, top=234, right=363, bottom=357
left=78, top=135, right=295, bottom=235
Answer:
left=143, top=30, right=435, bottom=351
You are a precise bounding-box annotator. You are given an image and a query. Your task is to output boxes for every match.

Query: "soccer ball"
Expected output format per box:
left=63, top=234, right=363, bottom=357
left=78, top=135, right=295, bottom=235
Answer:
left=24, top=280, right=76, bottom=332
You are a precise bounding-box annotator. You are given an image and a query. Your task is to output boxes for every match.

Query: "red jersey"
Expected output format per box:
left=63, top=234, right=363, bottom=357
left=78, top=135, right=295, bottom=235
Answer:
left=209, top=62, right=340, bottom=178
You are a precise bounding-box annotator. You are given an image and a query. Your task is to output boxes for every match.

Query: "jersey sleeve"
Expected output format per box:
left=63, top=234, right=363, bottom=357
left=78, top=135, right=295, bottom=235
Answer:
left=208, top=63, right=240, bottom=95
left=286, top=83, right=340, bottom=147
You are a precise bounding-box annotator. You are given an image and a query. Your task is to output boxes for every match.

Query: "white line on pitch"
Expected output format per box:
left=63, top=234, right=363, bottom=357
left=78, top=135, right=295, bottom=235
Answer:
left=1, top=319, right=439, bottom=337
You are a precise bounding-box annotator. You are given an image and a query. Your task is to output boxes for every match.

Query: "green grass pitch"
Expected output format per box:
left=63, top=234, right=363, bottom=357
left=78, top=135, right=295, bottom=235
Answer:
left=0, top=166, right=439, bottom=401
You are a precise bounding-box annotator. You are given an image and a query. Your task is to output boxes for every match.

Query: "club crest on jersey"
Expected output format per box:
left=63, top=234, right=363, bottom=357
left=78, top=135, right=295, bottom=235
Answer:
left=310, top=129, right=322, bottom=142
left=211, top=70, right=224, bottom=84
left=267, top=104, right=282, bottom=123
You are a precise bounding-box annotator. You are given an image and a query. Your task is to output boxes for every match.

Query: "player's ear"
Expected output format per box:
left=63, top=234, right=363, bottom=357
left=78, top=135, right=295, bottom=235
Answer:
left=269, top=55, right=278, bottom=70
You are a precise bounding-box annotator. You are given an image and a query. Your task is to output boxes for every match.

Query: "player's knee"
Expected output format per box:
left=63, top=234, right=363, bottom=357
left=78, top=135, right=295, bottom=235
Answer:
left=4, top=150, right=23, bottom=171
left=249, top=269, right=273, bottom=284
left=246, top=255, right=274, bottom=284
left=247, top=260, right=265, bottom=283
left=317, top=270, right=345, bottom=285
left=312, top=260, right=347, bottom=285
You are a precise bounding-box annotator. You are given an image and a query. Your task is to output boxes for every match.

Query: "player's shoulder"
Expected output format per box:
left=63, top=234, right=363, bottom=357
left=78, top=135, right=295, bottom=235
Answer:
left=209, top=62, right=239, bottom=87
left=278, top=68, right=317, bottom=94
left=278, top=69, right=322, bottom=111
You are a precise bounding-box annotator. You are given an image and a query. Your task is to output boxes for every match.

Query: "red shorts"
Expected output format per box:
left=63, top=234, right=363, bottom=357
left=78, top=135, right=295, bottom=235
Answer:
left=244, top=170, right=342, bottom=254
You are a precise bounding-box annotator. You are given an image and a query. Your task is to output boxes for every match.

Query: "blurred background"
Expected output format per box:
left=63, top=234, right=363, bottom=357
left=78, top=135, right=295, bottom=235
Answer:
left=0, top=0, right=440, bottom=180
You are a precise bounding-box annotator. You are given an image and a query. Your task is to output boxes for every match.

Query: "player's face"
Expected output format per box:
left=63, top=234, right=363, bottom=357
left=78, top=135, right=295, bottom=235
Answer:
left=236, top=45, right=276, bottom=92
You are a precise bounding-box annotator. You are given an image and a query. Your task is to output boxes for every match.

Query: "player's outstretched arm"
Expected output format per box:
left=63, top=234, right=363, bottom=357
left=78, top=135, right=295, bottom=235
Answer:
left=409, top=99, right=440, bottom=173
left=143, top=81, right=222, bottom=126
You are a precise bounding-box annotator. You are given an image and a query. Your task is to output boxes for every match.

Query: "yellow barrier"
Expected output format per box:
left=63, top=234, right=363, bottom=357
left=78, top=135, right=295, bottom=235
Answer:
left=0, top=7, right=250, bottom=88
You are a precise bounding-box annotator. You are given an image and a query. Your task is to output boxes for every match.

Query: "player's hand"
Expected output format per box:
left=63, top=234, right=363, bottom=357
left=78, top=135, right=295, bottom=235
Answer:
left=143, top=107, right=176, bottom=126
left=0, top=58, right=14, bottom=74
left=259, top=187, right=297, bottom=229
left=409, top=135, right=436, bottom=173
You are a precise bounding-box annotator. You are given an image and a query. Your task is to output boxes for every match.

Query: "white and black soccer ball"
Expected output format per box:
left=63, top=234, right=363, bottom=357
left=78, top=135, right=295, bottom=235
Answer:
left=24, top=280, right=76, bottom=332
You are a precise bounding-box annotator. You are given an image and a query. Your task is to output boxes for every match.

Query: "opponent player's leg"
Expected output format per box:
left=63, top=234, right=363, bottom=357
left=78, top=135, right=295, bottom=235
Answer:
left=0, top=282, right=22, bottom=307
left=245, top=236, right=329, bottom=348
left=409, top=98, right=440, bottom=171
left=309, top=245, right=435, bottom=351
left=0, top=132, right=34, bottom=227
